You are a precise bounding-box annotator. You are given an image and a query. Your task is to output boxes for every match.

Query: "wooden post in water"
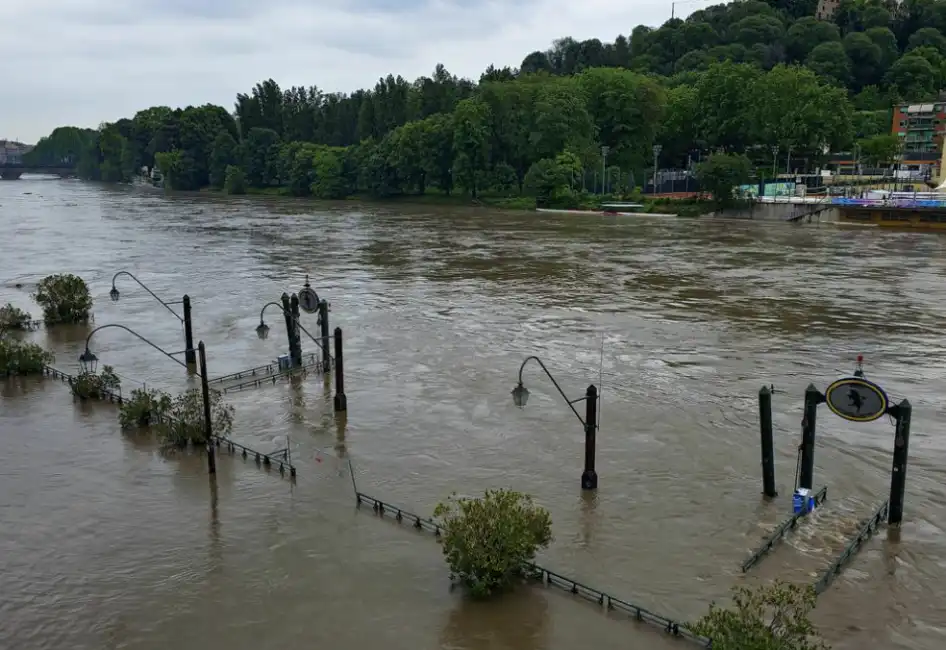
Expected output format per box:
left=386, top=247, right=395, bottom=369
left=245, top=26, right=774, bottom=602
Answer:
left=290, top=293, right=302, bottom=367
left=580, top=385, right=598, bottom=490
left=280, top=293, right=296, bottom=366
left=333, top=327, right=347, bottom=412
left=798, top=384, right=822, bottom=491
left=888, top=399, right=912, bottom=526
left=198, top=341, right=216, bottom=475
left=183, top=294, right=196, bottom=372
left=318, top=299, right=330, bottom=373
left=759, top=385, right=777, bottom=498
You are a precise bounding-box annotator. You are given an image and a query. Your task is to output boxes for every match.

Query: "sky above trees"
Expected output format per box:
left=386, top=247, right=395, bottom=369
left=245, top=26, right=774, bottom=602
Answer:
left=3, top=0, right=690, bottom=142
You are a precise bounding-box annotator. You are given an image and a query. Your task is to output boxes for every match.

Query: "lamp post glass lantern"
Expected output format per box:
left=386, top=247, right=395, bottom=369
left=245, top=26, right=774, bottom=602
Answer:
left=511, top=382, right=530, bottom=407
left=109, top=287, right=120, bottom=301
left=79, top=348, right=98, bottom=374
left=256, top=321, right=270, bottom=340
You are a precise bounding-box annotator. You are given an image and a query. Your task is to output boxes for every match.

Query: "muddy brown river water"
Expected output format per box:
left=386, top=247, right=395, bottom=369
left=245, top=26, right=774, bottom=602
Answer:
left=2, top=178, right=946, bottom=649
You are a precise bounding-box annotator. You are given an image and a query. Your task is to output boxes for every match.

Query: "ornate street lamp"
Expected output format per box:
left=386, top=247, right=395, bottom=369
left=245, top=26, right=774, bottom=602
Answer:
left=80, top=323, right=216, bottom=474
left=511, top=382, right=530, bottom=407
left=257, top=299, right=329, bottom=364
left=256, top=320, right=270, bottom=340
left=78, top=348, right=98, bottom=374
left=513, top=355, right=600, bottom=490
left=110, top=270, right=196, bottom=370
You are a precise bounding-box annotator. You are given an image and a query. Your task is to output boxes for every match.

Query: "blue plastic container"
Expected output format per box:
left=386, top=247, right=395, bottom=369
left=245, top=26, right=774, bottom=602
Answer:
left=277, top=354, right=290, bottom=372
left=792, top=488, right=812, bottom=514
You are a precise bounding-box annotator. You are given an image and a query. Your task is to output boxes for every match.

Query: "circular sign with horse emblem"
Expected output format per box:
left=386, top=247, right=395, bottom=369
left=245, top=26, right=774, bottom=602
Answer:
left=824, top=377, right=889, bottom=423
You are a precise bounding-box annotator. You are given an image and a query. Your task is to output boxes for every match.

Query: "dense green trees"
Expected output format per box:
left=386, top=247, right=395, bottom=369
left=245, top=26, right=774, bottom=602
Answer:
left=29, top=0, right=946, bottom=203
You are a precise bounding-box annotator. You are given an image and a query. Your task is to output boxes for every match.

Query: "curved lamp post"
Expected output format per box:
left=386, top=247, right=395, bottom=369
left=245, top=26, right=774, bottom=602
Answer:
left=257, top=298, right=331, bottom=367
left=110, top=270, right=196, bottom=370
left=512, top=355, right=599, bottom=491
left=80, top=323, right=216, bottom=474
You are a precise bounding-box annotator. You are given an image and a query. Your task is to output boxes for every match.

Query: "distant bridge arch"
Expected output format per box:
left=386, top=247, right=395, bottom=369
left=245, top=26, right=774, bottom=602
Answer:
left=0, top=163, right=77, bottom=180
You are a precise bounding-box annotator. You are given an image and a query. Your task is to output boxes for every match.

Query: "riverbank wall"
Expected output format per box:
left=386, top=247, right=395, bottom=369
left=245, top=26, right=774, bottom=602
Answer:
left=704, top=201, right=837, bottom=222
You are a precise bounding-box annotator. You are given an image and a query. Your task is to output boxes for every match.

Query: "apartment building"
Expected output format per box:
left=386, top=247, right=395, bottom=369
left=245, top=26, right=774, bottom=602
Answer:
left=892, top=102, right=946, bottom=179
left=0, top=140, right=31, bottom=164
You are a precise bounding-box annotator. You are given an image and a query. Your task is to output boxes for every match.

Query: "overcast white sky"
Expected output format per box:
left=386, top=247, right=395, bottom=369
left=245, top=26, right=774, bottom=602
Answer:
left=2, top=0, right=706, bottom=143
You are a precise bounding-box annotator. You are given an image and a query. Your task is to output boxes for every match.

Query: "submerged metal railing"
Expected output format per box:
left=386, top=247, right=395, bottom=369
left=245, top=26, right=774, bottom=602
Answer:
left=42, top=365, right=295, bottom=477
left=813, top=500, right=888, bottom=595
left=352, top=490, right=711, bottom=647
left=208, top=352, right=319, bottom=385
left=218, top=358, right=323, bottom=394
left=741, top=486, right=829, bottom=572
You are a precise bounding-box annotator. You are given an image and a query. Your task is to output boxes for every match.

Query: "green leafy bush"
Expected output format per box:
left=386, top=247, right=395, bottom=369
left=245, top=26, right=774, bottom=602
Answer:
left=433, top=489, right=552, bottom=598
left=696, top=153, right=753, bottom=210
left=72, top=365, right=120, bottom=400
left=0, top=303, right=33, bottom=331
left=0, top=338, right=53, bottom=375
left=224, top=165, right=246, bottom=195
left=155, top=387, right=234, bottom=450
left=33, top=274, right=93, bottom=324
left=118, top=388, right=173, bottom=429
left=690, top=581, right=829, bottom=650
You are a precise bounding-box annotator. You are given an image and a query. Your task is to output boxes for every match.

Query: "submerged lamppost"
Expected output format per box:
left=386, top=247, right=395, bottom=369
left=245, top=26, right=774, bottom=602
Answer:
left=257, top=294, right=331, bottom=370
left=512, top=355, right=599, bottom=491
left=79, top=323, right=216, bottom=474
left=110, top=270, right=196, bottom=371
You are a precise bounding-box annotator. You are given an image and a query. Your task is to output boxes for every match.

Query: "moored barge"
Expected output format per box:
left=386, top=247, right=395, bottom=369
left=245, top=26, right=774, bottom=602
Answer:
left=834, top=193, right=946, bottom=230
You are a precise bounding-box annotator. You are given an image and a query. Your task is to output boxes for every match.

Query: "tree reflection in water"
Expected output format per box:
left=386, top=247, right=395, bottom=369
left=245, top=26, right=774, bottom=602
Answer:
left=439, top=587, right=549, bottom=650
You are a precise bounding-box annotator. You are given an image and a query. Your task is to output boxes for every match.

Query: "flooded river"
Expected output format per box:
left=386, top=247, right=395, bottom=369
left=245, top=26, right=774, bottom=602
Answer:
left=2, top=178, right=946, bottom=649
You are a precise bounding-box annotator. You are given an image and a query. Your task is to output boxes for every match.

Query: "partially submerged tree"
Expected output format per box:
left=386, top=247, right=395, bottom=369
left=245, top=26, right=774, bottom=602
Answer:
left=72, top=365, right=120, bottom=400
left=0, top=303, right=33, bottom=331
left=224, top=165, right=246, bottom=195
left=33, top=274, right=93, bottom=325
left=0, top=337, right=53, bottom=376
left=690, top=580, right=829, bottom=650
left=118, top=388, right=173, bottom=429
left=154, top=387, right=234, bottom=450
left=433, top=489, right=553, bottom=598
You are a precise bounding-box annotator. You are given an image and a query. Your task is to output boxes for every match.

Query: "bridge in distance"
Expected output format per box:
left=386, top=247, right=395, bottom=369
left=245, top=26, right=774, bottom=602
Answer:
left=0, top=162, right=77, bottom=180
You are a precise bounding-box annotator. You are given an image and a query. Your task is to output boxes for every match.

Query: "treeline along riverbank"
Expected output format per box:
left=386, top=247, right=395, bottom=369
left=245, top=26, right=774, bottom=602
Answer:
left=24, top=0, right=946, bottom=209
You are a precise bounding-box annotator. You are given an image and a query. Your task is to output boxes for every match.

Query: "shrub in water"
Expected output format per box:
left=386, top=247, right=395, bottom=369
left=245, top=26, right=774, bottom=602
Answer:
left=224, top=165, right=246, bottom=195
left=433, top=489, right=553, bottom=598
left=118, top=388, right=173, bottom=429
left=0, top=303, right=33, bottom=331
left=72, top=365, right=120, bottom=400
left=33, top=273, right=93, bottom=325
left=690, top=580, right=829, bottom=650
left=0, top=337, right=53, bottom=376
left=155, top=387, right=234, bottom=450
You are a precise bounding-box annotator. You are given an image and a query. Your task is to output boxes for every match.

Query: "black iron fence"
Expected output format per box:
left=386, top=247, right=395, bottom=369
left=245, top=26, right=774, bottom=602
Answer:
left=208, top=352, right=324, bottom=394
left=644, top=178, right=703, bottom=195
left=813, top=500, right=889, bottom=595
left=352, top=490, right=711, bottom=647
left=208, top=352, right=319, bottom=385
left=42, top=365, right=296, bottom=477
left=741, top=486, right=829, bottom=573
